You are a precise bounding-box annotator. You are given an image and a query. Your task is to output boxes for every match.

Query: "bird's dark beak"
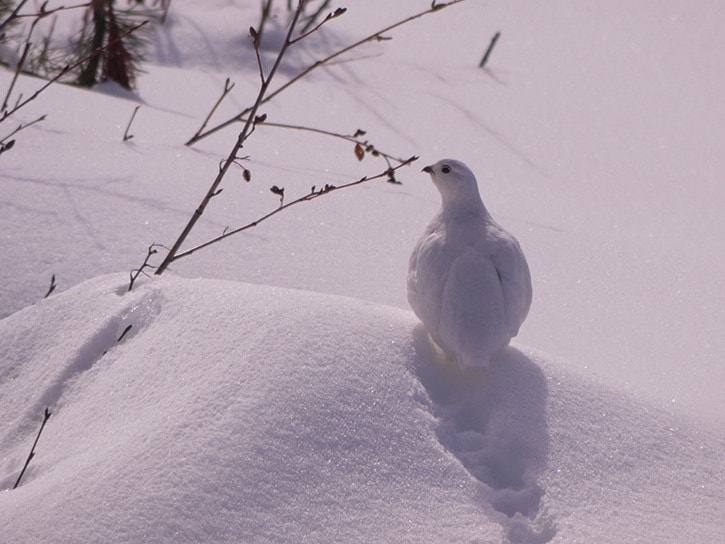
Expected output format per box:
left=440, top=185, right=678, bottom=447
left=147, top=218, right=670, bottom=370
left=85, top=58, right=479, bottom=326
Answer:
left=422, top=165, right=434, bottom=174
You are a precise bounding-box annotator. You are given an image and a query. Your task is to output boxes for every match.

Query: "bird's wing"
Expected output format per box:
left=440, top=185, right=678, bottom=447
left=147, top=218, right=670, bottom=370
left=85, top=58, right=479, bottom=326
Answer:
left=407, top=230, right=447, bottom=332
left=439, top=249, right=507, bottom=367
left=488, top=231, right=532, bottom=337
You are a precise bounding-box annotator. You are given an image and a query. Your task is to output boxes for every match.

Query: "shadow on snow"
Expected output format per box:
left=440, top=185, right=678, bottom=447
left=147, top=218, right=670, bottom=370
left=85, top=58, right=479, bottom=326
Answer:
left=410, top=325, right=557, bottom=544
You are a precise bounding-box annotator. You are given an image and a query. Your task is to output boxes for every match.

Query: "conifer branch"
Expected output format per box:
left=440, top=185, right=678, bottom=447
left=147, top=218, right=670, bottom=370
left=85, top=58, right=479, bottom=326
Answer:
left=1, top=20, right=147, bottom=125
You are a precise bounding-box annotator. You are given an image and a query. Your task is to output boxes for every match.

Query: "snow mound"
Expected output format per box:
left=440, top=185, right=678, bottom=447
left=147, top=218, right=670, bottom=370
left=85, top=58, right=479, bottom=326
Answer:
left=0, top=275, right=501, bottom=542
left=0, top=275, right=721, bottom=543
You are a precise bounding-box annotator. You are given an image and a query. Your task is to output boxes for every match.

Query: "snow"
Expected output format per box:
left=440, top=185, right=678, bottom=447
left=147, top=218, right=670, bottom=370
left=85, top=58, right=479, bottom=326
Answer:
left=1, top=0, right=723, bottom=542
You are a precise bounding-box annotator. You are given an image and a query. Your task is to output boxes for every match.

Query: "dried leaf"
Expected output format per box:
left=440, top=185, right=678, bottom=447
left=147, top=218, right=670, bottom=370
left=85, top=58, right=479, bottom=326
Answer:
left=243, top=168, right=251, bottom=182
left=354, top=142, right=365, bottom=161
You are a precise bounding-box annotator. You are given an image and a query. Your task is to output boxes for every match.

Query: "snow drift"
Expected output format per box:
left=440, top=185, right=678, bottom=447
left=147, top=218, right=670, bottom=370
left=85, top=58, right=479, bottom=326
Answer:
left=1, top=275, right=720, bottom=543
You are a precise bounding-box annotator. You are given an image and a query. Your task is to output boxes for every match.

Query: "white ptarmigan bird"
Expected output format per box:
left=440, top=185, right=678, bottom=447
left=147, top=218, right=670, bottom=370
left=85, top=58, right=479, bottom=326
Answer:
left=407, top=159, right=532, bottom=371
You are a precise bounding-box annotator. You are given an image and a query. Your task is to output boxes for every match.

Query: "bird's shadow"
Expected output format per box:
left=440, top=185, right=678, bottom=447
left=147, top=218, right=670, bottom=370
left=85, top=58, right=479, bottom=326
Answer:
left=410, top=325, right=556, bottom=543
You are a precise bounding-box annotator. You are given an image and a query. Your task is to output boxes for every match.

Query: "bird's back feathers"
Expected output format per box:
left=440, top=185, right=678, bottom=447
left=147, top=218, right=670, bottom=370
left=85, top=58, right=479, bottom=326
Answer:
left=407, top=159, right=532, bottom=370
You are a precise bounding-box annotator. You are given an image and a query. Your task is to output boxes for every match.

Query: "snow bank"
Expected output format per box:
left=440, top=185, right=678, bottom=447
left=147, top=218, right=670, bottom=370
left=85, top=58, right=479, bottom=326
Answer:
left=1, top=275, right=721, bottom=543
left=0, top=275, right=498, bottom=542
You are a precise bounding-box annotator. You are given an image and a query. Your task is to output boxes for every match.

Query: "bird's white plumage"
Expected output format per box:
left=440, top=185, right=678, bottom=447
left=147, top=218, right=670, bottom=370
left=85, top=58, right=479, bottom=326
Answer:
left=408, top=159, right=532, bottom=370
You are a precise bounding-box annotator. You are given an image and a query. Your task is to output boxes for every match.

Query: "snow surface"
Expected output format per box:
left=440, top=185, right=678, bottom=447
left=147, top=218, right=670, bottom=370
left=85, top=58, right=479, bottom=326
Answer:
left=1, top=0, right=723, bottom=542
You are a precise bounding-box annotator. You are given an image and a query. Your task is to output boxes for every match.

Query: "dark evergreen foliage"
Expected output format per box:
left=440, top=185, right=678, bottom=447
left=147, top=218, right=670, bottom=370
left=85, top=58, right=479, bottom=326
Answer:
left=75, top=0, right=148, bottom=90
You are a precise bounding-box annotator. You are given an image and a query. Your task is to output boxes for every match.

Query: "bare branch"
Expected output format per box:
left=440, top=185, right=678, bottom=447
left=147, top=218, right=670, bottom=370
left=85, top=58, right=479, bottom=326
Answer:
left=10, top=2, right=91, bottom=21
left=0, top=114, right=45, bottom=157
left=167, top=156, right=418, bottom=265
left=256, top=0, right=274, bottom=43
left=189, top=78, right=235, bottom=143
left=154, top=1, right=308, bottom=276
left=0, top=0, right=30, bottom=36
left=128, top=243, right=163, bottom=291
left=185, top=0, right=470, bottom=145
left=248, top=119, right=408, bottom=166
left=2, top=41, right=31, bottom=112
left=289, top=6, right=346, bottom=45
left=250, top=27, right=265, bottom=84
left=298, top=0, right=331, bottom=35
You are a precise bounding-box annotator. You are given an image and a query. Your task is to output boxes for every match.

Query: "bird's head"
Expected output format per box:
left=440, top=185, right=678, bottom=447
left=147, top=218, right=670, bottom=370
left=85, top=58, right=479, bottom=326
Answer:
left=422, top=159, right=485, bottom=214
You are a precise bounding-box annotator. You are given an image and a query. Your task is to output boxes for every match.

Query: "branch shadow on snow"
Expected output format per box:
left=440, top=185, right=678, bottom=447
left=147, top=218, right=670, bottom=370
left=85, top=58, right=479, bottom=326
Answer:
left=410, top=325, right=557, bottom=544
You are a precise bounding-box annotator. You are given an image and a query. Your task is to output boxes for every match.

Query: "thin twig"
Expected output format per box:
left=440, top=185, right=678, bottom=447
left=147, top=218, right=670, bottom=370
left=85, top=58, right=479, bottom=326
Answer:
left=10, top=2, right=91, bottom=21
left=128, top=243, right=162, bottom=291
left=298, top=0, right=331, bottom=35
left=123, top=105, right=140, bottom=141
left=44, top=274, right=56, bottom=298
left=13, top=408, right=51, bottom=489
left=169, top=156, right=418, bottom=264
left=2, top=41, right=31, bottom=112
left=249, top=25, right=266, bottom=84
left=0, top=0, right=30, bottom=36
left=1, top=0, right=53, bottom=112
left=249, top=119, right=407, bottom=165
left=257, top=0, right=274, bottom=43
left=117, top=324, right=133, bottom=342
left=0, top=114, right=45, bottom=157
left=289, top=6, right=346, bottom=45
left=189, top=78, right=235, bottom=142
left=153, top=2, right=308, bottom=277
left=479, top=31, right=500, bottom=69
left=185, top=0, right=469, bottom=145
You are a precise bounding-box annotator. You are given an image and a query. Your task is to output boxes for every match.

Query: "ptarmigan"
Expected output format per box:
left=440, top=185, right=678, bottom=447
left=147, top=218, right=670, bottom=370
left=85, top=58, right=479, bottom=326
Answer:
left=407, top=159, right=532, bottom=371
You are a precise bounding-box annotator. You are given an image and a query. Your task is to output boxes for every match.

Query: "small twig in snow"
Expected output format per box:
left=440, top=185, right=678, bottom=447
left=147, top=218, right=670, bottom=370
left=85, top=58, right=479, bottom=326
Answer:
left=1, top=114, right=46, bottom=141
left=479, top=31, right=500, bottom=69
left=117, top=324, right=133, bottom=342
left=191, top=78, right=235, bottom=143
left=128, top=243, right=163, bottom=291
left=123, top=105, right=140, bottom=141
left=44, top=274, right=56, bottom=298
left=13, top=408, right=52, bottom=489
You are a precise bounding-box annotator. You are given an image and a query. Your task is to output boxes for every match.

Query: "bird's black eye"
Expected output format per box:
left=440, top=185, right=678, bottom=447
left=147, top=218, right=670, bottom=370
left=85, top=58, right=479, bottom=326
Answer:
left=441, top=165, right=451, bottom=174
